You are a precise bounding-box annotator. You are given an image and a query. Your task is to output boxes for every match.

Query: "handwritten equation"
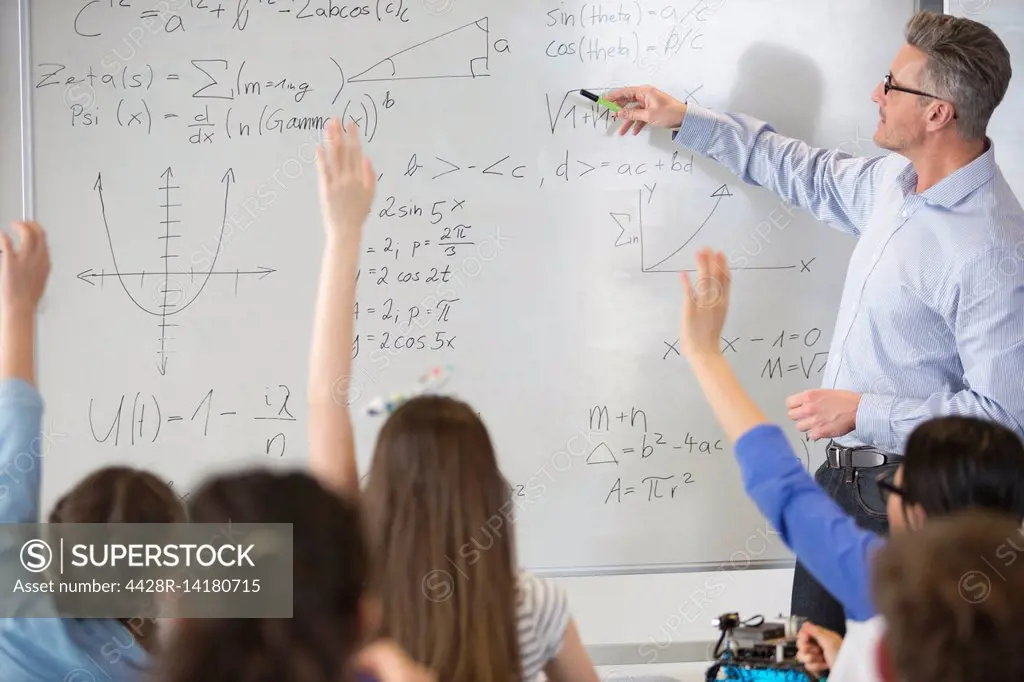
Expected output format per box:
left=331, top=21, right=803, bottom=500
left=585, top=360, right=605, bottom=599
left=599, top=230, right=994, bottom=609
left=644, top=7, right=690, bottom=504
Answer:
left=662, top=327, right=830, bottom=383
left=603, top=473, right=696, bottom=503
left=544, top=0, right=726, bottom=31
left=582, top=404, right=718, bottom=505
left=586, top=405, right=724, bottom=462
left=37, top=59, right=389, bottom=144
left=541, top=0, right=727, bottom=66
left=351, top=195, right=491, bottom=361
left=72, top=0, right=413, bottom=38
left=88, top=385, right=297, bottom=457
left=398, top=150, right=694, bottom=190
left=42, top=13, right=511, bottom=144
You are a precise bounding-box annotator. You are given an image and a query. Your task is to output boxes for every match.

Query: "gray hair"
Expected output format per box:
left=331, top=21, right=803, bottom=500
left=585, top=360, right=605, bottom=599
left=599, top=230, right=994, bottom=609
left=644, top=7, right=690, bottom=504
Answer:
left=905, top=10, right=1012, bottom=140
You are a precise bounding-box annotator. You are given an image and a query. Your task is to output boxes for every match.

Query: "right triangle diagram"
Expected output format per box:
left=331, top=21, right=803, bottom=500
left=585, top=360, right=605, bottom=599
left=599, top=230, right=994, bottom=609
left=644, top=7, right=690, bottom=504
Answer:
left=349, top=18, right=491, bottom=84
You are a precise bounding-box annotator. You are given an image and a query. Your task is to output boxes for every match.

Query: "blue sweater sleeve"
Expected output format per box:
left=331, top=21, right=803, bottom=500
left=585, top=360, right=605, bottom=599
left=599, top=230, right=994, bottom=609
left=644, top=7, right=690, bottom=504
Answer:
left=0, top=379, right=45, bottom=524
left=734, top=424, right=884, bottom=621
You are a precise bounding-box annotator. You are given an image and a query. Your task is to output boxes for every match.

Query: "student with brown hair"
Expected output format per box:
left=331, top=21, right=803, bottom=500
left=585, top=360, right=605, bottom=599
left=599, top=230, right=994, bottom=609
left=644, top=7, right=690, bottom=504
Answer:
left=0, top=221, right=185, bottom=681
left=872, top=509, right=1024, bottom=682
left=306, top=119, right=599, bottom=682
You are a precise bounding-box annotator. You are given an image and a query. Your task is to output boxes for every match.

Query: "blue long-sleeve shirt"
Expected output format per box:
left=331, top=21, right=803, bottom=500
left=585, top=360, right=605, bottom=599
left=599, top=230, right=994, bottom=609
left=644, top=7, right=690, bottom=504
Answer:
left=0, top=379, right=150, bottom=682
left=736, top=423, right=883, bottom=621
left=674, top=105, right=1024, bottom=453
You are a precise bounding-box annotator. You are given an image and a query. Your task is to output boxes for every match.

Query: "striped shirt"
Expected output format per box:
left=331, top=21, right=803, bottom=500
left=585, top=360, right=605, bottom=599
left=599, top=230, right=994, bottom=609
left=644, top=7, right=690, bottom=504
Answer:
left=517, top=571, right=571, bottom=682
left=675, top=105, right=1024, bottom=453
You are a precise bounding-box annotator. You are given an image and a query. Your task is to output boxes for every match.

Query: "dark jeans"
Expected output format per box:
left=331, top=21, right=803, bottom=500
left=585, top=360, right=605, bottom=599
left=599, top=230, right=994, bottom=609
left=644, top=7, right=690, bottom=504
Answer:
left=790, top=459, right=896, bottom=636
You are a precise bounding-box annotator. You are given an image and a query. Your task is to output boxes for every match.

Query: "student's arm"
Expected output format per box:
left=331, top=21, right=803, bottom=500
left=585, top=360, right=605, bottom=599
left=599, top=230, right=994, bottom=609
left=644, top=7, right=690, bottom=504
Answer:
left=679, top=250, right=882, bottom=621
left=544, top=621, right=600, bottom=682
left=607, top=86, right=888, bottom=236
left=520, top=573, right=599, bottom=682
left=0, top=221, right=49, bottom=524
left=308, top=120, right=376, bottom=497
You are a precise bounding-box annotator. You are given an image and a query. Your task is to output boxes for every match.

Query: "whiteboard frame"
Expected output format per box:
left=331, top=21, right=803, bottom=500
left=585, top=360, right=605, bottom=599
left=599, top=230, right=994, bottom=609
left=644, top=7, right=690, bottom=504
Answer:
left=19, top=0, right=33, bottom=220
left=11, top=0, right=798, bottom=578
left=15, top=0, right=933, bottom=580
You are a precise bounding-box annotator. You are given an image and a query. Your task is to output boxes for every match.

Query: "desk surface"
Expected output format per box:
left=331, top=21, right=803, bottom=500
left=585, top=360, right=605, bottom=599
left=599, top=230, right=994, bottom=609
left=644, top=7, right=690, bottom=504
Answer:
left=597, top=663, right=709, bottom=682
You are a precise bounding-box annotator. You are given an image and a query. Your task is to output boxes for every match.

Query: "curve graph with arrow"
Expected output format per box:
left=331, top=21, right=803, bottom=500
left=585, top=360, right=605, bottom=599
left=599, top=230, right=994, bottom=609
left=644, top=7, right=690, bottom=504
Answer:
left=85, top=168, right=277, bottom=376
left=613, top=183, right=807, bottom=273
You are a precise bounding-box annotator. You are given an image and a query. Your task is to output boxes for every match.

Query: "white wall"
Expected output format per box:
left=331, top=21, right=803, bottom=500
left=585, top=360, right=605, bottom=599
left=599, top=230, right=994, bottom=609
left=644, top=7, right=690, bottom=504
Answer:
left=945, top=1, right=1024, bottom=195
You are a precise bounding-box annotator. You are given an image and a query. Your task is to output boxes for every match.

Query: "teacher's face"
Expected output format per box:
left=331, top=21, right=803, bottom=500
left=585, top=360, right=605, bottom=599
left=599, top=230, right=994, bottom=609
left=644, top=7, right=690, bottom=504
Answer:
left=871, top=44, right=931, bottom=153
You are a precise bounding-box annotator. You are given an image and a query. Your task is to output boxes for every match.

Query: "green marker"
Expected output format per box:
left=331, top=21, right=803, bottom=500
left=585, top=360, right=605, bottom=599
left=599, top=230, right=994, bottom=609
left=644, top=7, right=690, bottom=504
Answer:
left=580, top=89, right=621, bottom=112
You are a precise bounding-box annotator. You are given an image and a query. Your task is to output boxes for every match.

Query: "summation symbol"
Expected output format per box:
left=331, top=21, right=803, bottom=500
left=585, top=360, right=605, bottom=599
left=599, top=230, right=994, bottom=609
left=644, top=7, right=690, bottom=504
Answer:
left=86, top=168, right=277, bottom=375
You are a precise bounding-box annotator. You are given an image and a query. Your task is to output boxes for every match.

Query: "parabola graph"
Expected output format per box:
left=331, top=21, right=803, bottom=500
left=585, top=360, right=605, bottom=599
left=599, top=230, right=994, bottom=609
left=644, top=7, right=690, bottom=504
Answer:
left=83, top=168, right=276, bottom=376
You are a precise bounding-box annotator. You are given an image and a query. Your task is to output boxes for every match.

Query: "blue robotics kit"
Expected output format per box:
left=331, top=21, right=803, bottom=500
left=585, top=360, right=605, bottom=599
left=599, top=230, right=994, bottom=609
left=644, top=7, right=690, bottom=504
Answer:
left=704, top=613, right=821, bottom=682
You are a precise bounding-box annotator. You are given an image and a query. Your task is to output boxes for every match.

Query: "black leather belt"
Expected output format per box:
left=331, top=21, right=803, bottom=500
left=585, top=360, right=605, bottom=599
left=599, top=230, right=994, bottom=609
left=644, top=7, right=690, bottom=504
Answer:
left=825, top=441, right=903, bottom=469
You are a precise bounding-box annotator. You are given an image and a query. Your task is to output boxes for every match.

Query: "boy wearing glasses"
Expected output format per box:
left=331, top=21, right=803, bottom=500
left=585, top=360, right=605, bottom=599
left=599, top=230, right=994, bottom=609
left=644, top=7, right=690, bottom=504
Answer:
left=607, top=10, right=1023, bottom=634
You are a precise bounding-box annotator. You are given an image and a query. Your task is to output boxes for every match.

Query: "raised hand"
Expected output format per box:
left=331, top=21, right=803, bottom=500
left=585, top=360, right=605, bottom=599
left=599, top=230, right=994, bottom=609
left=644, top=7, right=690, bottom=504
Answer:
left=0, top=220, right=51, bottom=384
left=0, top=221, right=51, bottom=317
left=315, top=118, right=377, bottom=242
left=680, top=248, right=731, bottom=360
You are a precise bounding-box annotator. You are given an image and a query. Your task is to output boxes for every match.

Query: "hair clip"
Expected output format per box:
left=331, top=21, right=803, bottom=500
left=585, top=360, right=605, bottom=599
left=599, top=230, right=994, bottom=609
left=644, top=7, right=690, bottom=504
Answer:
left=365, top=365, right=454, bottom=417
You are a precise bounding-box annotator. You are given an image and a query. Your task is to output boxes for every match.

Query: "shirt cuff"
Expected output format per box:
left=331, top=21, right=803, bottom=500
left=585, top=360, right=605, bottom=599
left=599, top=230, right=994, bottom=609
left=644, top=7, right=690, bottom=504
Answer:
left=855, top=393, right=895, bottom=450
left=672, top=104, right=718, bottom=155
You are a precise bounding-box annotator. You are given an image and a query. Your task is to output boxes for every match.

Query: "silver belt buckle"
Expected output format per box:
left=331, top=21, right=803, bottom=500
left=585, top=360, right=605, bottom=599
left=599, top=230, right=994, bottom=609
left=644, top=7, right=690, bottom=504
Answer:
left=851, top=450, right=888, bottom=468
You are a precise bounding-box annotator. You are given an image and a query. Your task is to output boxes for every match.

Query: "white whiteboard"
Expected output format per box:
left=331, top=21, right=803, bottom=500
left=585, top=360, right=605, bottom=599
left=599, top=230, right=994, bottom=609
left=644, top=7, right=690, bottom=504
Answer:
left=27, top=0, right=913, bottom=574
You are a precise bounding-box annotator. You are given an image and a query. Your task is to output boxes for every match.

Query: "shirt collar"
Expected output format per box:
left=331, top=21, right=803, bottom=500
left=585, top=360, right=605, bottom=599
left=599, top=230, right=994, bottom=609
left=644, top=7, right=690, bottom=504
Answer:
left=894, top=139, right=996, bottom=208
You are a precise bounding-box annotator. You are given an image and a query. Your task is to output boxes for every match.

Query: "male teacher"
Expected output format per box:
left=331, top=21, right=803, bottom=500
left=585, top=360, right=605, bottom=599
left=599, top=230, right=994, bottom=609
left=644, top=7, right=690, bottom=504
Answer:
left=607, top=10, right=1024, bottom=634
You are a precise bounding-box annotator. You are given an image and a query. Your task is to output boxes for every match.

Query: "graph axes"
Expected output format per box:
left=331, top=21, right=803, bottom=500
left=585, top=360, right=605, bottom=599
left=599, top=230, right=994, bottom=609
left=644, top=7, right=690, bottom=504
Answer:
left=94, top=168, right=235, bottom=317
left=159, top=167, right=176, bottom=375
left=636, top=186, right=799, bottom=273
left=77, top=267, right=276, bottom=285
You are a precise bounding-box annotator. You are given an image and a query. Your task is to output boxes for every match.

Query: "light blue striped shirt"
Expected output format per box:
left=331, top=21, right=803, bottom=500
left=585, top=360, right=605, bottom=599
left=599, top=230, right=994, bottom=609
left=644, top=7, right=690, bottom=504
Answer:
left=675, top=105, right=1024, bottom=453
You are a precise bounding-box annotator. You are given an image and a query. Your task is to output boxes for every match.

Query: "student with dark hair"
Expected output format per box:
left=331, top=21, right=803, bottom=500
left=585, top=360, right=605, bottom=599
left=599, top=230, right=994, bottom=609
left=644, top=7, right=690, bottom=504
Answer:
left=872, top=509, right=1024, bottom=682
left=48, top=466, right=185, bottom=526
left=306, top=120, right=599, bottom=682
left=0, top=221, right=184, bottom=681
left=674, top=249, right=1024, bottom=681
left=152, top=469, right=432, bottom=682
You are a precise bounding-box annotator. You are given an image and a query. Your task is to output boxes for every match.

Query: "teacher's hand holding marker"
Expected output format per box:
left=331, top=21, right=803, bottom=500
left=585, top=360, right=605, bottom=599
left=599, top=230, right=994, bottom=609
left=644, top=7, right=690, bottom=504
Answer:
left=593, top=85, right=689, bottom=135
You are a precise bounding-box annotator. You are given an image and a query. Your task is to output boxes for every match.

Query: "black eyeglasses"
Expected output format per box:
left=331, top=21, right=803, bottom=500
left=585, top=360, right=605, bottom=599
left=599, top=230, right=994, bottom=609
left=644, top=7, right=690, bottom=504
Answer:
left=883, top=73, right=957, bottom=119
left=876, top=468, right=908, bottom=504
